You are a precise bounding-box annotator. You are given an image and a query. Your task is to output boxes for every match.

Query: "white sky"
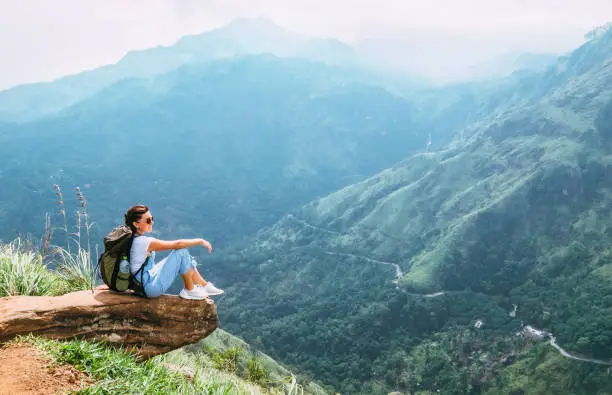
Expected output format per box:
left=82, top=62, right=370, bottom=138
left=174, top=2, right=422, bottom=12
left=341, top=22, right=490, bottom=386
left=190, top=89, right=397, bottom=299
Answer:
left=0, top=0, right=611, bottom=89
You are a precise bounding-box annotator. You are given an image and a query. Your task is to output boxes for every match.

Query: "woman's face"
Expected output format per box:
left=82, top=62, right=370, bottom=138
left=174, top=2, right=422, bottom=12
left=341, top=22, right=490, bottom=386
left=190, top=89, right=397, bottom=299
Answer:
left=134, top=211, right=154, bottom=234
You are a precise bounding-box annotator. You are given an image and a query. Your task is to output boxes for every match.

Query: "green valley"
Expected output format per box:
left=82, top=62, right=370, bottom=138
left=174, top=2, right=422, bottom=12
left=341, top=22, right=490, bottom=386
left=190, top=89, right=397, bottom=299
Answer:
left=205, top=29, right=612, bottom=394
left=2, top=16, right=612, bottom=395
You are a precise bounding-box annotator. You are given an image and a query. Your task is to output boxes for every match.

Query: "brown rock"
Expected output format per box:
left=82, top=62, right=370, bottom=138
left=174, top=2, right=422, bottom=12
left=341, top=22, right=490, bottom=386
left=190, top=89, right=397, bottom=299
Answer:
left=0, top=288, right=218, bottom=359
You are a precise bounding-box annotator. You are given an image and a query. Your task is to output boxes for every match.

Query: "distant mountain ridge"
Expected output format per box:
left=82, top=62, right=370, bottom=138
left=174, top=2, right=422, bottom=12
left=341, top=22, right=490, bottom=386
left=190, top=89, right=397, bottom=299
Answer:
left=0, top=53, right=459, bottom=250
left=0, top=17, right=356, bottom=123
left=0, top=16, right=564, bottom=123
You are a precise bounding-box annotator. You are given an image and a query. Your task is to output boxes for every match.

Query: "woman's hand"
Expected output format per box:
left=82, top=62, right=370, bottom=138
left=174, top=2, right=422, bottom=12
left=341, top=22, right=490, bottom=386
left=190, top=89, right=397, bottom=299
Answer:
left=200, top=239, right=213, bottom=253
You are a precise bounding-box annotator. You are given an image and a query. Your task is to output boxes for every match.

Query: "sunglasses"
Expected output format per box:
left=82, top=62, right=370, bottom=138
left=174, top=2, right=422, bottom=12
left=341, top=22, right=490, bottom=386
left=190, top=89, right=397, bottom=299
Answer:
left=141, top=216, right=154, bottom=224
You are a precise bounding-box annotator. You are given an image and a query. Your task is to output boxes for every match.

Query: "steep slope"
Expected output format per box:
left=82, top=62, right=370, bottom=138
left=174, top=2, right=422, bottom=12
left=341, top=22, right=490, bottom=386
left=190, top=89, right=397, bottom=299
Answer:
left=205, top=31, right=612, bottom=394
left=166, top=329, right=330, bottom=394
left=0, top=17, right=357, bottom=122
left=0, top=54, right=448, bottom=249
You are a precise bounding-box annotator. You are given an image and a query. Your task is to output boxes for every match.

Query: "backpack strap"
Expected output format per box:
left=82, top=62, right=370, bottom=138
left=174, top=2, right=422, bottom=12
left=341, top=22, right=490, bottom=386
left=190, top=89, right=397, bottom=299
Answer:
left=128, top=257, right=148, bottom=298
left=127, top=234, right=148, bottom=298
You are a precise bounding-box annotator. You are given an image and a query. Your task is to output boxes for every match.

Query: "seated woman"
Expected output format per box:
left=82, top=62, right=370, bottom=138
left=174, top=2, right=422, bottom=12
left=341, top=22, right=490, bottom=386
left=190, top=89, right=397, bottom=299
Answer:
left=125, top=204, right=224, bottom=300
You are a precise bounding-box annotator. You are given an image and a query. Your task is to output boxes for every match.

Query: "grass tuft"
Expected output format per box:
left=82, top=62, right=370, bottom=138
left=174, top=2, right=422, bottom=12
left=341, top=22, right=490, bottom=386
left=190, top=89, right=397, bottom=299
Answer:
left=0, top=239, right=59, bottom=296
left=52, top=246, right=97, bottom=294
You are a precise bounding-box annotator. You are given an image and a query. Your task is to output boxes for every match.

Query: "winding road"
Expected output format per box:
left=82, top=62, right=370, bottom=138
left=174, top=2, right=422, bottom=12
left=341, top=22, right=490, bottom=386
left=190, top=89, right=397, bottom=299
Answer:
left=323, top=251, right=403, bottom=280
left=286, top=214, right=341, bottom=235
left=288, top=214, right=612, bottom=366
left=548, top=335, right=612, bottom=365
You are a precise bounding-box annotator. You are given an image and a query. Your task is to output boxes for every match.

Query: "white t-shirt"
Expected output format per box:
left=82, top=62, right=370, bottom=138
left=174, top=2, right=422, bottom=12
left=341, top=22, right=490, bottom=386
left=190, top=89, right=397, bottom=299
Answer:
left=130, top=235, right=155, bottom=274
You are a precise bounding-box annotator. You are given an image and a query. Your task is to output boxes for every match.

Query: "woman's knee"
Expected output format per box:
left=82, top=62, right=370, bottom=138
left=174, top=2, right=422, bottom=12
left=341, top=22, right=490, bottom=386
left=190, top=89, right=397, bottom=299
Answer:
left=166, top=248, right=194, bottom=275
left=174, top=248, right=191, bottom=258
left=179, top=265, right=194, bottom=276
left=168, top=248, right=191, bottom=261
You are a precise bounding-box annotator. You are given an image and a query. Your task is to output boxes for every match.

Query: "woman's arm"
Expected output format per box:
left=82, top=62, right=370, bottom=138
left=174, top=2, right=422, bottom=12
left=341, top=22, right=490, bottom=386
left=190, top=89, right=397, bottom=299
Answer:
left=148, top=238, right=213, bottom=253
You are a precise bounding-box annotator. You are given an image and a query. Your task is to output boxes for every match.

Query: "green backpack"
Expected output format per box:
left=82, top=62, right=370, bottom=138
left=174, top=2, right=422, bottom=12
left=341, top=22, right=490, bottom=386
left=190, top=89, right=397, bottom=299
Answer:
left=98, top=225, right=147, bottom=296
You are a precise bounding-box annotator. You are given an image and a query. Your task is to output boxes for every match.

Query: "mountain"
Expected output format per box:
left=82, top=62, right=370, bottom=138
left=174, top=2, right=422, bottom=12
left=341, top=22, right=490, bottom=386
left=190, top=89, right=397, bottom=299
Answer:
left=170, top=17, right=355, bottom=63
left=354, top=37, right=564, bottom=84
left=464, top=52, right=559, bottom=81
left=0, top=17, right=357, bottom=123
left=0, top=54, right=459, bottom=251
left=204, top=30, right=612, bottom=394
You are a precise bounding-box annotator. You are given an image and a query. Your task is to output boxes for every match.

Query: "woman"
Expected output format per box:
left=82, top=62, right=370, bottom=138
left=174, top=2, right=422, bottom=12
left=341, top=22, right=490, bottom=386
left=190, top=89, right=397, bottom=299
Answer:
left=125, top=204, right=224, bottom=300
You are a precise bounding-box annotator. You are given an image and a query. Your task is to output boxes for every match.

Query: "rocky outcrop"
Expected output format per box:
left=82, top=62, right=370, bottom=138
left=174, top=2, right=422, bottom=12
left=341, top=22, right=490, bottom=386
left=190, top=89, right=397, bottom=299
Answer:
left=0, top=287, right=218, bottom=359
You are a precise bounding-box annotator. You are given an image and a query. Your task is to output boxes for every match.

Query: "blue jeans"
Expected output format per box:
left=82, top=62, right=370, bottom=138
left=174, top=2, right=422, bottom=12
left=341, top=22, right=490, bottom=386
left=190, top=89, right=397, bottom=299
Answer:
left=140, top=249, right=196, bottom=298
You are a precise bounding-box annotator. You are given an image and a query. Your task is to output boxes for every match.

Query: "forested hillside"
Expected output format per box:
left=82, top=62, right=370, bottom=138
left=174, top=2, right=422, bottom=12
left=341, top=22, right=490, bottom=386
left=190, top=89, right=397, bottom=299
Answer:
left=205, top=29, right=612, bottom=394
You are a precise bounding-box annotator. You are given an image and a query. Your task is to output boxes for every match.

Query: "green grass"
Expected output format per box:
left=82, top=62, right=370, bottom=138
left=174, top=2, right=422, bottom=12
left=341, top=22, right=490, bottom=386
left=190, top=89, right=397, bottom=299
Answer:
left=6, top=328, right=322, bottom=395
left=0, top=238, right=97, bottom=297
left=164, top=329, right=329, bottom=395
left=0, top=239, right=60, bottom=296
left=11, top=335, right=241, bottom=394
left=52, top=246, right=97, bottom=294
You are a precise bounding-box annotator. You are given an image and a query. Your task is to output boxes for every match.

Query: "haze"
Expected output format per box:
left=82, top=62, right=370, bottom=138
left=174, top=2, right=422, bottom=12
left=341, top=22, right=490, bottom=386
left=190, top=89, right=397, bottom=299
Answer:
left=1, top=0, right=611, bottom=89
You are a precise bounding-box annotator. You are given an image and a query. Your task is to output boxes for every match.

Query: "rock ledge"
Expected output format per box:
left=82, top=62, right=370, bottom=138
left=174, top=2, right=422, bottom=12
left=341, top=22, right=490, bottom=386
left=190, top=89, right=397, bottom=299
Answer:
left=0, top=288, right=218, bottom=358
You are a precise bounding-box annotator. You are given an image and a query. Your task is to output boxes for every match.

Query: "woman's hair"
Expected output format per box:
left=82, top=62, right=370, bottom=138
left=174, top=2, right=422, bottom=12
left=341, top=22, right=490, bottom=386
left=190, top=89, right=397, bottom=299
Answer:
left=124, top=205, right=149, bottom=233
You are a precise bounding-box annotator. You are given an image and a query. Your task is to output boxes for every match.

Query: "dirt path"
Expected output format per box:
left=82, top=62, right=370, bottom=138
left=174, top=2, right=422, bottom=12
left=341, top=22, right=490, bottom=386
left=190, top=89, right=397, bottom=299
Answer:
left=0, top=343, right=93, bottom=395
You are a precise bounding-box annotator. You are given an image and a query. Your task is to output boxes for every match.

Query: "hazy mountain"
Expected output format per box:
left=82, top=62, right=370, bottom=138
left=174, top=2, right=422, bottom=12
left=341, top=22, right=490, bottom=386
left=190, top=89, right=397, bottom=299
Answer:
left=123, top=17, right=356, bottom=72
left=464, top=52, right=559, bottom=81
left=354, top=37, right=563, bottom=84
left=205, top=29, right=612, bottom=394
left=0, top=17, right=358, bottom=123
left=0, top=54, right=458, bottom=251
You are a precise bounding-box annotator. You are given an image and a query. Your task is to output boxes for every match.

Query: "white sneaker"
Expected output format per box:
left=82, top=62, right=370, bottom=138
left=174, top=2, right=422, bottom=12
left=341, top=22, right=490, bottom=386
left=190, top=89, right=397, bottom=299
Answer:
left=200, top=282, right=224, bottom=296
left=179, top=286, right=208, bottom=300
